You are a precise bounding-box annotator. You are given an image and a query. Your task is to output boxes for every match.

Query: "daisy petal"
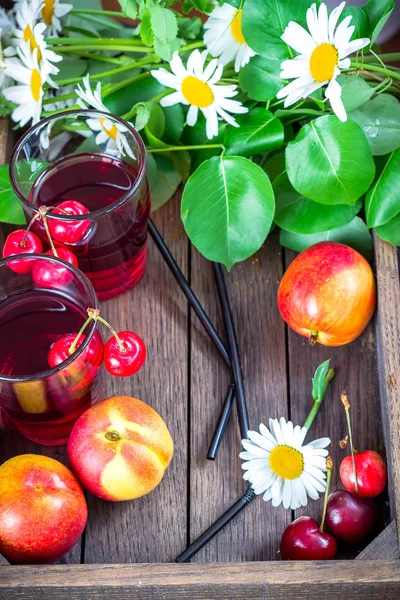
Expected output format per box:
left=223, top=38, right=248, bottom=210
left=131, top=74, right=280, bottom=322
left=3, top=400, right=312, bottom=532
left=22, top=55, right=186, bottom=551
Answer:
left=339, top=38, right=370, bottom=59
left=325, top=77, right=347, bottom=121
left=328, top=1, right=346, bottom=44
left=160, top=91, right=185, bottom=107
left=282, top=21, right=317, bottom=56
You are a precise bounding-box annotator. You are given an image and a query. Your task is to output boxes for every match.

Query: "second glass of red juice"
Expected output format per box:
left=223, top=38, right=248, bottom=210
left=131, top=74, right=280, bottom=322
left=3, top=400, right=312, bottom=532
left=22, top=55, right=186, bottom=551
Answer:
left=10, top=110, right=151, bottom=300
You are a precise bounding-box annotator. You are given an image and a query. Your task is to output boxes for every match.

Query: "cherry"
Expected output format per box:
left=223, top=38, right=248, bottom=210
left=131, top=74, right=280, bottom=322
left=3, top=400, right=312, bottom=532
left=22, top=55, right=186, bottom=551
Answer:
left=340, top=450, right=387, bottom=498
left=280, top=516, right=337, bottom=560
left=32, top=248, right=78, bottom=289
left=3, top=230, right=43, bottom=273
left=48, top=332, right=104, bottom=370
left=325, top=489, right=379, bottom=544
left=48, top=200, right=90, bottom=245
left=104, top=331, right=146, bottom=377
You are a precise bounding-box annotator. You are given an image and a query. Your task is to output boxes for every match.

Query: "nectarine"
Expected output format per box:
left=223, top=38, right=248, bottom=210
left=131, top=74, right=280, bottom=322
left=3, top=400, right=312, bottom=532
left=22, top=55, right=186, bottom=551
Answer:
left=68, top=396, right=174, bottom=501
left=278, top=242, right=376, bottom=346
left=0, top=454, right=87, bottom=564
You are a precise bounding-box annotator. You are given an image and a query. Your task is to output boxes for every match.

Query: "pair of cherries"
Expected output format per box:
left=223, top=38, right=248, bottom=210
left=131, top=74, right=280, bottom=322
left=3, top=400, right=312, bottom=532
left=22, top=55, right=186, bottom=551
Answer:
left=48, top=308, right=146, bottom=378
left=280, top=393, right=387, bottom=560
left=3, top=200, right=90, bottom=284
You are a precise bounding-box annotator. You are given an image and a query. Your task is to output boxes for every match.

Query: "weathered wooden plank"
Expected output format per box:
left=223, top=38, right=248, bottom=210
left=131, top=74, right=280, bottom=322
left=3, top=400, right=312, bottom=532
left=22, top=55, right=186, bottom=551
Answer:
left=0, top=118, right=82, bottom=566
left=189, top=233, right=290, bottom=562
left=373, top=234, right=400, bottom=544
left=285, top=249, right=385, bottom=552
left=357, top=520, right=399, bottom=560
left=1, top=561, right=400, bottom=599
left=83, top=194, right=189, bottom=563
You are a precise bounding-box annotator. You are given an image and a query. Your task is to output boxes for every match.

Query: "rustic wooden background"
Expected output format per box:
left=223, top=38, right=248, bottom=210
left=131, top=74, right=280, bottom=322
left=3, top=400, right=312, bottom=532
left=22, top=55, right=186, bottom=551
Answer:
left=0, top=116, right=392, bottom=566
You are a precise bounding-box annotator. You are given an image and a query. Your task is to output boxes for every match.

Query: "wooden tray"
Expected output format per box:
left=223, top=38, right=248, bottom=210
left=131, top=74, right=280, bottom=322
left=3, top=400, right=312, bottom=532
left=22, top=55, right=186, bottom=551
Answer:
left=0, top=117, right=399, bottom=599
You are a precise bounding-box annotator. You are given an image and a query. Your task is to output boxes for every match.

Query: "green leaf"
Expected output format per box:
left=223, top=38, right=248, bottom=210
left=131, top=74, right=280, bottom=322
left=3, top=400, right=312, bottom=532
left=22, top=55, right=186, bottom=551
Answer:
left=264, top=151, right=286, bottom=180
left=375, top=212, right=400, bottom=246
left=134, top=103, right=151, bottom=131
left=146, top=102, right=165, bottom=140
left=338, top=6, right=370, bottom=40
left=0, top=164, right=25, bottom=225
left=242, top=0, right=318, bottom=60
left=170, top=150, right=191, bottom=183
left=286, top=115, right=375, bottom=205
left=337, top=74, right=374, bottom=113
left=274, top=172, right=362, bottom=234
left=239, top=55, right=284, bottom=102
left=280, top=217, right=373, bottom=262
left=86, top=60, right=140, bottom=85
left=191, top=0, right=214, bottom=12
left=181, top=156, right=275, bottom=269
left=118, top=0, right=138, bottom=19
left=147, top=154, right=181, bottom=212
left=349, top=94, right=400, bottom=156
left=363, top=0, right=394, bottom=44
left=224, top=109, right=284, bottom=158
left=140, top=9, right=154, bottom=46
left=52, top=57, right=87, bottom=83
left=104, top=76, right=165, bottom=115
left=225, top=0, right=241, bottom=7
left=163, top=104, right=184, bottom=144
left=177, top=16, right=203, bottom=40
left=150, top=5, right=178, bottom=43
left=154, top=37, right=180, bottom=62
left=365, top=149, right=400, bottom=227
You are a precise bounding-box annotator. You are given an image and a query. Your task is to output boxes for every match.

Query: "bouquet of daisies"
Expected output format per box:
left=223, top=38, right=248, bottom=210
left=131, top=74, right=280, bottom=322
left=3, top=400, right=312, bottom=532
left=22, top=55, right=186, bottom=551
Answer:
left=0, top=0, right=399, bottom=270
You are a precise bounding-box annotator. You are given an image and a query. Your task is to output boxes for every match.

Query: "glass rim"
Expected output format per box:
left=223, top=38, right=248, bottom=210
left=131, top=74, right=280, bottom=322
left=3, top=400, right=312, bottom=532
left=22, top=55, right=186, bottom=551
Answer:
left=10, top=109, right=147, bottom=222
left=0, top=253, right=99, bottom=383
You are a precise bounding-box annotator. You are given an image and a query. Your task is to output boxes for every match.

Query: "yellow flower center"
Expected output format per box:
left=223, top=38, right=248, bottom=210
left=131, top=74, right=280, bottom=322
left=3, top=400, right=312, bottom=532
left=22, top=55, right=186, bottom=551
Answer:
left=42, top=0, right=55, bottom=26
left=30, top=69, right=42, bottom=102
left=309, top=43, right=338, bottom=83
left=230, top=9, right=245, bottom=44
left=269, top=445, right=304, bottom=480
left=181, top=76, right=214, bottom=108
left=99, top=117, right=118, bottom=140
left=24, top=25, right=42, bottom=62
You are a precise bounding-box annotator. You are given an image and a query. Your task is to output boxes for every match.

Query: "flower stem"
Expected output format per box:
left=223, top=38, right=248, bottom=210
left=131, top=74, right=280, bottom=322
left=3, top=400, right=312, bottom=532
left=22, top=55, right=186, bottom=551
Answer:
left=303, top=365, right=335, bottom=431
left=69, top=314, right=95, bottom=354
left=55, top=45, right=150, bottom=54
left=147, top=143, right=224, bottom=153
left=350, top=61, right=400, bottom=82
left=341, top=391, right=359, bottom=495
left=363, top=53, right=400, bottom=63
left=320, top=456, right=333, bottom=532
left=97, top=316, right=126, bottom=353
left=45, top=37, right=147, bottom=47
left=103, top=71, right=150, bottom=97
left=275, top=108, right=325, bottom=118
left=55, top=56, right=158, bottom=86
left=70, top=8, right=125, bottom=17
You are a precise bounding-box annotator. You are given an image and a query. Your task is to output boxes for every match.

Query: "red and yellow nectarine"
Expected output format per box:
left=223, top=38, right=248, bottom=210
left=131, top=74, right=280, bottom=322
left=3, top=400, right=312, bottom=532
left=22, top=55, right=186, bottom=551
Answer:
left=68, top=396, right=174, bottom=501
left=278, top=242, right=376, bottom=346
left=0, top=454, right=87, bottom=564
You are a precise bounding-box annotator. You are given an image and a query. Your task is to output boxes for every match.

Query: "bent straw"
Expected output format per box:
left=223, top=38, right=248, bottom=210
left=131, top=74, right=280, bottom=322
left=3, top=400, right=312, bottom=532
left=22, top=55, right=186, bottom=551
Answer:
left=176, top=263, right=255, bottom=562
left=148, top=218, right=235, bottom=457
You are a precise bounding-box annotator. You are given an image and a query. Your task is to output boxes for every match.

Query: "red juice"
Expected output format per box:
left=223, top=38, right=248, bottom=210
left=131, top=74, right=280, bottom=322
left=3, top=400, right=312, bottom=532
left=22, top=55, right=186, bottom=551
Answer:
left=0, top=289, right=103, bottom=445
left=29, top=153, right=151, bottom=300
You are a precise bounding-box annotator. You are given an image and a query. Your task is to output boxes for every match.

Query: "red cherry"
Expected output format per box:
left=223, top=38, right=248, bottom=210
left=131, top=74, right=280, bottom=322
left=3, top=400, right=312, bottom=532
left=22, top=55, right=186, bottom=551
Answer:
left=325, top=489, right=379, bottom=544
left=104, top=331, right=146, bottom=377
left=48, top=201, right=90, bottom=245
left=340, top=451, right=387, bottom=498
left=3, top=230, right=43, bottom=273
left=48, top=332, right=104, bottom=370
left=280, top=516, right=337, bottom=560
left=32, top=248, right=78, bottom=289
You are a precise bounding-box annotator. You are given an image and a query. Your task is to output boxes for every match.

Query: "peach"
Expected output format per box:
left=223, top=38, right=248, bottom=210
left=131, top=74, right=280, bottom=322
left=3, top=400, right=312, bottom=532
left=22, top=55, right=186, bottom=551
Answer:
left=68, top=396, right=174, bottom=501
left=278, top=242, right=376, bottom=346
left=0, top=454, right=87, bottom=564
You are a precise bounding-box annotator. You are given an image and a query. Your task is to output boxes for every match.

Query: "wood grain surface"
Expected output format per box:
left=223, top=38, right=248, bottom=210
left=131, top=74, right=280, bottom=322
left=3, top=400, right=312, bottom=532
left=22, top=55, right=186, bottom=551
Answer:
left=1, top=561, right=400, bottom=600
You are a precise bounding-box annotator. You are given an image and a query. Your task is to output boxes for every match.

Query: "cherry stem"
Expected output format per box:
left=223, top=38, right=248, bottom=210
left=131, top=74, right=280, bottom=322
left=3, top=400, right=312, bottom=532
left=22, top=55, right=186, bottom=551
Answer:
left=21, top=212, right=41, bottom=247
left=341, top=391, right=359, bottom=495
left=38, top=206, right=58, bottom=258
left=320, top=456, right=333, bottom=532
left=96, top=316, right=126, bottom=353
left=69, top=314, right=95, bottom=354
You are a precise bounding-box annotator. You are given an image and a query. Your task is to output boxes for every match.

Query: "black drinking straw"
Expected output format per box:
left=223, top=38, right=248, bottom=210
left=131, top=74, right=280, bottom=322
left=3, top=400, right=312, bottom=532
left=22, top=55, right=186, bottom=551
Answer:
left=175, top=263, right=255, bottom=563
left=149, top=218, right=235, bottom=458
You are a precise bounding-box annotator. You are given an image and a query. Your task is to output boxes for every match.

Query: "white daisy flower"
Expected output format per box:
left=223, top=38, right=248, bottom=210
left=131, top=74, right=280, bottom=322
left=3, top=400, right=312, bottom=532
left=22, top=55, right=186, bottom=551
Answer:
left=13, top=0, right=62, bottom=82
left=204, top=3, right=256, bottom=73
left=41, top=0, right=72, bottom=37
left=240, top=417, right=330, bottom=510
left=0, top=8, right=15, bottom=40
left=75, top=75, right=135, bottom=159
left=276, top=1, right=370, bottom=122
left=0, top=29, right=12, bottom=90
left=151, top=49, right=248, bottom=140
left=3, top=46, right=50, bottom=127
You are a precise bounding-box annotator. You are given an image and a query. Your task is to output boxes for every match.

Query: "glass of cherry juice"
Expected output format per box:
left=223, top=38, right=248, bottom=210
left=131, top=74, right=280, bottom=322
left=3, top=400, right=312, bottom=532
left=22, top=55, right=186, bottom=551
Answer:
left=0, top=253, right=103, bottom=445
left=10, top=110, right=151, bottom=301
